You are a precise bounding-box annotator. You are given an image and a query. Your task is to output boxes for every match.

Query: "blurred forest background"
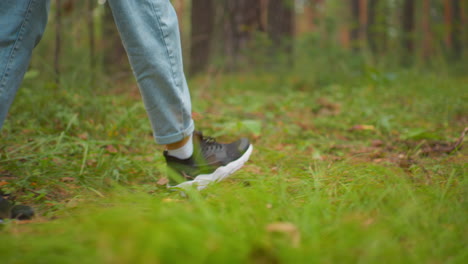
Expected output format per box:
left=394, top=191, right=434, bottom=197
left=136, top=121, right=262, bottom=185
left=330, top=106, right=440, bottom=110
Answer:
left=2, top=2, right=467, bottom=261
left=33, top=0, right=467, bottom=88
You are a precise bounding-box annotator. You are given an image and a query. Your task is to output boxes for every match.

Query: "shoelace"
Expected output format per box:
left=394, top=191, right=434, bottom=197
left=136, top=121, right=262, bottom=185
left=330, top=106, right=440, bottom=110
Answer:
left=200, top=135, right=223, bottom=151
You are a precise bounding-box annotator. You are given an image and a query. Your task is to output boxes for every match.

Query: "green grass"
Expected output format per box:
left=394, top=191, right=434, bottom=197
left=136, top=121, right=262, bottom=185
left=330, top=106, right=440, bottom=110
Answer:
left=0, top=66, right=467, bottom=263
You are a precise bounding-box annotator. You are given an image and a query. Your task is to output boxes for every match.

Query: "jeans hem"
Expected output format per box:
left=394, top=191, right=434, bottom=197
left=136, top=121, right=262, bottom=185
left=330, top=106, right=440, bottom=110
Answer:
left=154, top=120, right=195, bottom=145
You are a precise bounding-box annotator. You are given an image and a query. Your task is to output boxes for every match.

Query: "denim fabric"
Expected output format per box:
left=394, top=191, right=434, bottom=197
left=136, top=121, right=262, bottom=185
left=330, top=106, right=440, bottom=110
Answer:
left=0, top=0, right=194, bottom=145
left=0, top=0, right=50, bottom=131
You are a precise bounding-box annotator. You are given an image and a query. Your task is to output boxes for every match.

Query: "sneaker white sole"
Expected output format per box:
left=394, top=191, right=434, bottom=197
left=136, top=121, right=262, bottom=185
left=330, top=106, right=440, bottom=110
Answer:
left=171, top=144, right=253, bottom=191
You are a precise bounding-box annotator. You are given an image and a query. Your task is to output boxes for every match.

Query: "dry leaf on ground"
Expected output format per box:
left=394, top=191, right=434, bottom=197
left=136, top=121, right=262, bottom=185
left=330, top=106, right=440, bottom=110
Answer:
left=266, top=222, right=301, bottom=247
left=156, top=177, right=169, bottom=186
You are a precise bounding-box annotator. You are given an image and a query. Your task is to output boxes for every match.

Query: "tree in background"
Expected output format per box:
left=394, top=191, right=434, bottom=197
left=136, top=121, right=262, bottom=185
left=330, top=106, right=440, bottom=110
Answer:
left=349, top=0, right=363, bottom=51
left=102, top=2, right=130, bottom=78
left=421, top=0, right=433, bottom=60
left=349, top=0, right=376, bottom=53
left=189, top=0, right=214, bottom=76
left=46, top=0, right=468, bottom=81
left=445, top=0, right=462, bottom=59
left=367, top=0, right=381, bottom=54
left=223, top=0, right=263, bottom=70
left=87, top=0, right=95, bottom=82
left=401, top=0, right=415, bottom=64
left=267, top=0, right=295, bottom=63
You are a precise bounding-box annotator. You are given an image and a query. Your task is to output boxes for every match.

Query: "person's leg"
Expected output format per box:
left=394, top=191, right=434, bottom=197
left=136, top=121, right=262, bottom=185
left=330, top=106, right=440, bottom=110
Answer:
left=108, top=0, right=194, bottom=145
left=0, top=0, right=50, bottom=130
left=108, top=0, right=252, bottom=190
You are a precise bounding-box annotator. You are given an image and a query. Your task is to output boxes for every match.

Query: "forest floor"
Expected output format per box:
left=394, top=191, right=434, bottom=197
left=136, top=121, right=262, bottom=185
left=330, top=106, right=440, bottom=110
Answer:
left=0, top=68, right=467, bottom=263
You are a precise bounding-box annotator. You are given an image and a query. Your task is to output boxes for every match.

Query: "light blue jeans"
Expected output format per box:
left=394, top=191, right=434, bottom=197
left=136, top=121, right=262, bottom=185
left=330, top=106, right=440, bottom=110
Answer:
left=0, top=0, right=194, bottom=144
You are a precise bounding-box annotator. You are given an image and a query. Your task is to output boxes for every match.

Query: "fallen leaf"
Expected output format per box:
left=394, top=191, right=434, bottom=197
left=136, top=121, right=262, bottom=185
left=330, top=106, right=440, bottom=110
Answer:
left=106, top=145, right=118, bottom=153
left=316, top=97, right=341, bottom=116
left=244, top=165, right=262, bottom=174
left=162, top=198, right=181, bottom=203
left=363, top=218, right=375, bottom=227
left=60, top=177, right=76, bottom=183
left=66, top=197, right=84, bottom=208
left=0, top=181, right=9, bottom=187
left=77, top=133, right=89, bottom=140
left=350, top=125, right=375, bottom=131
left=86, top=159, right=97, bottom=167
left=371, top=139, right=384, bottom=147
left=266, top=222, right=301, bottom=247
left=157, top=177, right=169, bottom=186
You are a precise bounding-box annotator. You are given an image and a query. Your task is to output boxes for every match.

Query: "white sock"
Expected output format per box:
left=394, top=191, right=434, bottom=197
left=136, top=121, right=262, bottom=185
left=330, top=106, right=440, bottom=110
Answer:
left=167, top=134, right=193, bottom=159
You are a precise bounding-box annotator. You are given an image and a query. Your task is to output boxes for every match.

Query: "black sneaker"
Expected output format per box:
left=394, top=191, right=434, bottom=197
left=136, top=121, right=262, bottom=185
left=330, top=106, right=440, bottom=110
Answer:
left=0, top=195, right=34, bottom=221
left=163, top=131, right=253, bottom=190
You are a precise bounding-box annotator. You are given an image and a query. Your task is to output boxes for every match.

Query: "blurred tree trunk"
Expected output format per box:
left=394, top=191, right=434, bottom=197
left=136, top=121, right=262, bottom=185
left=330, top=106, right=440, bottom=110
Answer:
left=442, top=0, right=462, bottom=59
left=102, top=2, right=129, bottom=77
left=190, top=0, right=214, bottom=76
left=298, top=2, right=314, bottom=35
left=444, top=0, right=452, bottom=49
left=451, top=0, right=462, bottom=59
left=402, top=0, right=415, bottom=64
left=421, top=0, right=432, bottom=60
left=87, top=0, right=95, bottom=82
left=309, top=0, right=324, bottom=32
left=359, top=0, right=368, bottom=46
left=308, top=0, right=329, bottom=48
left=339, top=1, right=351, bottom=49
left=173, top=0, right=185, bottom=34
left=367, top=0, right=389, bottom=56
left=260, top=0, right=268, bottom=30
left=367, top=0, right=379, bottom=54
left=462, top=0, right=468, bottom=58
left=350, top=0, right=366, bottom=51
left=267, top=0, right=295, bottom=62
left=223, top=0, right=262, bottom=70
